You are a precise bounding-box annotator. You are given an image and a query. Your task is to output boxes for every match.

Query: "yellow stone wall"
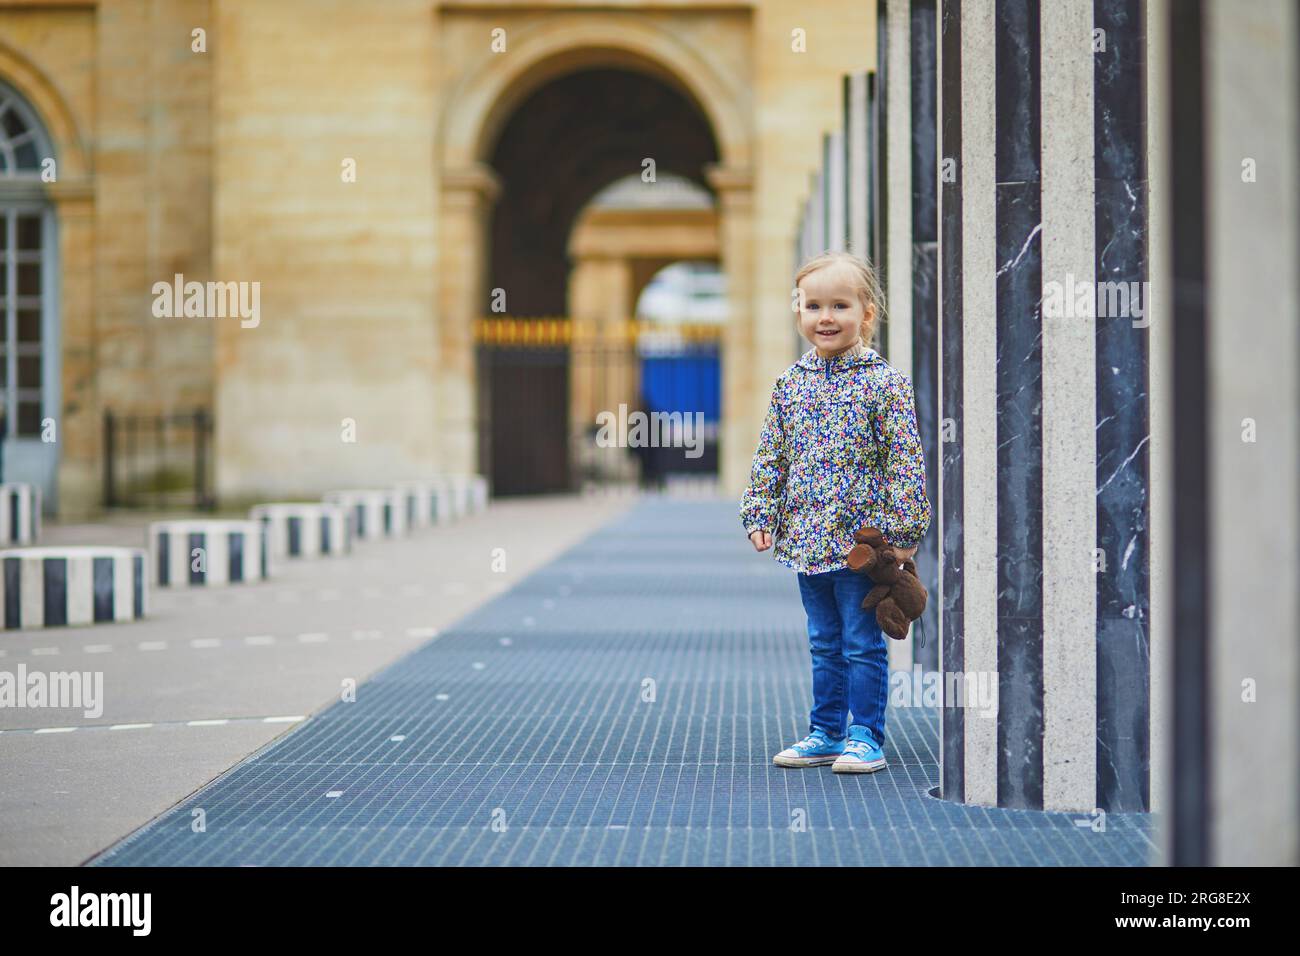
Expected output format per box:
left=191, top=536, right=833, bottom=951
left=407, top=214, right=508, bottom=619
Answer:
left=0, top=2, right=97, bottom=516
left=0, top=0, right=874, bottom=513
left=209, top=0, right=440, bottom=503
left=0, top=0, right=215, bottom=517
left=746, top=0, right=876, bottom=495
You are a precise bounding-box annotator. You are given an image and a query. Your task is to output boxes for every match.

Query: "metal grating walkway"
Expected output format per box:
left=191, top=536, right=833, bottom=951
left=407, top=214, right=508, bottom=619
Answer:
left=89, top=498, right=1157, bottom=866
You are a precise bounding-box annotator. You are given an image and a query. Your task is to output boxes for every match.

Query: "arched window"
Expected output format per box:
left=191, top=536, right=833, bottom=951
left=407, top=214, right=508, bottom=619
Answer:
left=0, top=79, right=57, bottom=479
left=0, top=84, right=50, bottom=176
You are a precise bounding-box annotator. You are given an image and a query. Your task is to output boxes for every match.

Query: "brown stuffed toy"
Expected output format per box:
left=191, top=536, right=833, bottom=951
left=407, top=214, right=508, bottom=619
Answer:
left=845, top=526, right=928, bottom=640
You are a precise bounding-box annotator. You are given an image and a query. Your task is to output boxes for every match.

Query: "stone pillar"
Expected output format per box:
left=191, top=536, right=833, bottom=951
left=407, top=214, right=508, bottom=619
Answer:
left=568, top=255, right=637, bottom=482
left=48, top=180, right=97, bottom=519
left=1154, top=0, right=1299, bottom=867
left=707, top=165, right=755, bottom=500
left=879, top=0, right=942, bottom=672
left=938, top=0, right=1152, bottom=812
left=438, top=165, right=499, bottom=477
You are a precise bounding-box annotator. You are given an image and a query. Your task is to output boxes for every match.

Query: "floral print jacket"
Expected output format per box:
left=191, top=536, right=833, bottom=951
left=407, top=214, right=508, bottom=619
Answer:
left=739, top=342, right=933, bottom=574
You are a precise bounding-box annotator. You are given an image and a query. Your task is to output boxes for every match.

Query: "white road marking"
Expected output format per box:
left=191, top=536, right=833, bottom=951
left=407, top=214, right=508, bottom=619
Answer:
left=316, top=589, right=342, bottom=601
left=472, top=662, right=486, bottom=670
left=400, top=584, right=425, bottom=597
left=325, top=790, right=344, bottom=798
left=138, top=641, right=168, bottom=651
left=499, top=637, right=512, bottom=646
left=435, top=693, right=450, bottom=701
left=18, top=715, right=307, bottom=736
left=190, top=638, right=221, bottom=648
left=31, top=647, right=59, bottom=656
left=244, top=635, right=276, bottom=646
left=406, top=627, right=438, bottom=639
left=390, top=735, right=406, bottom=742
left=85, top=644, right=113, bottom=654
left=352, top=629, right=382, bottom=641
left=296, top=632, right=328, bottom=643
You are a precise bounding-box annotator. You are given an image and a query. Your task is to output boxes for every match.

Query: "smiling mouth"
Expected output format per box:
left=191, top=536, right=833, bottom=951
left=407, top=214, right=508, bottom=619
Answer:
left=816, top=329, right=841, bottom=337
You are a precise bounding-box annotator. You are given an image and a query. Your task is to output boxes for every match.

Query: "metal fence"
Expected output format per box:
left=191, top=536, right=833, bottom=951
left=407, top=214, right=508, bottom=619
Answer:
left=476, top=317, right=721, bottom=495
left=102, top=408, right=215, bottom=510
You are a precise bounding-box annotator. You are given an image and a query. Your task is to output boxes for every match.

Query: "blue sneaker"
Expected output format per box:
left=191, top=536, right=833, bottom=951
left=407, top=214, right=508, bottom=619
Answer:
left=832, top=726, right=887, bottom=773
left=773, top=729, right=844, bottom=768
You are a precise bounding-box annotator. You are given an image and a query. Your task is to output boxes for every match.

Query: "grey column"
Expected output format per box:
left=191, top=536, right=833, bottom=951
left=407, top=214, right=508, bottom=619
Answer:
left=879, top=0, right=942, bottom=672
left=1157, top=0, right=1300, bottom=867
left=939, top=0, right=1153, bottom=812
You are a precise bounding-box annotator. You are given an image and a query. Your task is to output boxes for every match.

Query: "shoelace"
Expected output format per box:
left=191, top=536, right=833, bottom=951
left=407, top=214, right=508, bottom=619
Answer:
left=844, top=740, right=872, bottom=756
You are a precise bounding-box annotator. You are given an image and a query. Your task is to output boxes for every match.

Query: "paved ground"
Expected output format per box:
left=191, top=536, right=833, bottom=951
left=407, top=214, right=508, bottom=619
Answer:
left=0, top=492, right=638, bottom=865
left=68, top=496, right=1156, bottom=866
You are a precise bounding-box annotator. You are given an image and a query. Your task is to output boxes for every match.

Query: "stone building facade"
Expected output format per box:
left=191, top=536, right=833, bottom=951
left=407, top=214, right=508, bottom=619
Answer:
left=0, top=0, right=874, bottom=516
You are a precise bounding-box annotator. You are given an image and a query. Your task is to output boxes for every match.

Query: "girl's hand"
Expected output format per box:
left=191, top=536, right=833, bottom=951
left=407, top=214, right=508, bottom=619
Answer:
left=749, top=530, right=772, bottom=552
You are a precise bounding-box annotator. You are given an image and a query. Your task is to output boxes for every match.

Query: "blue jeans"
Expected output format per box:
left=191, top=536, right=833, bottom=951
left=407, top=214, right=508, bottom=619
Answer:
left=796, top=566, right=889, bottom=749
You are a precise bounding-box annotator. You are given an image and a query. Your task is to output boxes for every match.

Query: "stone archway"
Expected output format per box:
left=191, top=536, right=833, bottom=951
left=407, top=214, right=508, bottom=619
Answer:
left=566, top=176, right=721, bottom=486
left=435, top=13, right=753, bottom=484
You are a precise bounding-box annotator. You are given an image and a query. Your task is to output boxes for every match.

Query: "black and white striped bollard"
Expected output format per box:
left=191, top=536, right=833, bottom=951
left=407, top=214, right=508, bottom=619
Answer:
left=250, top=502, right=351, bottom=559
left=321, top=489, right=407, bottom=541
left=0, top=546, right=147, bottom=629
left=148, top=520, right=269, bottom=587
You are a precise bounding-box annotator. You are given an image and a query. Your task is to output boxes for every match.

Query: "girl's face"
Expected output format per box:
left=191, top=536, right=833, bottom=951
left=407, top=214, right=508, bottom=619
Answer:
left=797, top=263, right=874, bottom=357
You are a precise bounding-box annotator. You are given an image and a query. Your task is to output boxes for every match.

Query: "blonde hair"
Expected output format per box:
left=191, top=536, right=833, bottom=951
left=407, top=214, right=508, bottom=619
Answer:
left=793, top=249, right=887, bottom=348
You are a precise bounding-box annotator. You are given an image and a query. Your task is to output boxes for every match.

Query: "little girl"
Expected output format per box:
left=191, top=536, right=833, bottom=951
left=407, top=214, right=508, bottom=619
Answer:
left=740, top=249, right=932, bottom=773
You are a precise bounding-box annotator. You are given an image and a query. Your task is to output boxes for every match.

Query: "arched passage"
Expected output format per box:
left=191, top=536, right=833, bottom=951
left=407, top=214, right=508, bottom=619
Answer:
left=479, top=66, right=718, bottom=494
left=487, top=67, right=719, bottom=317
left=436, top=19, right=753, bottom=493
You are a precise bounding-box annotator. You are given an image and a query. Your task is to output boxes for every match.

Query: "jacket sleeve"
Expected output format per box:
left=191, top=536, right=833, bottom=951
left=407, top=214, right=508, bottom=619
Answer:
left=739, top=386, right=787, bottom=537
left=874, top=373, right=932, bottom=549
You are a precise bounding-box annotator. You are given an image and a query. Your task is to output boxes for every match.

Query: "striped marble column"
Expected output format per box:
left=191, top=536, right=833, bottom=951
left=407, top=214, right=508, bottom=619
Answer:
left=149, top=520, right=269, bottom=587
left=878, top=0, right=942, bottom=672
left=1, top=546, right=147, bottom=629
left=250, top=503, right=351, bottom=560
left=322, top=489, right=408, bottom=541
left=0, top=483, right=42, bottom=545
left=938, top=0, right=1151, bottom=811
left=1153, top=0, right=1300, bottom=867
